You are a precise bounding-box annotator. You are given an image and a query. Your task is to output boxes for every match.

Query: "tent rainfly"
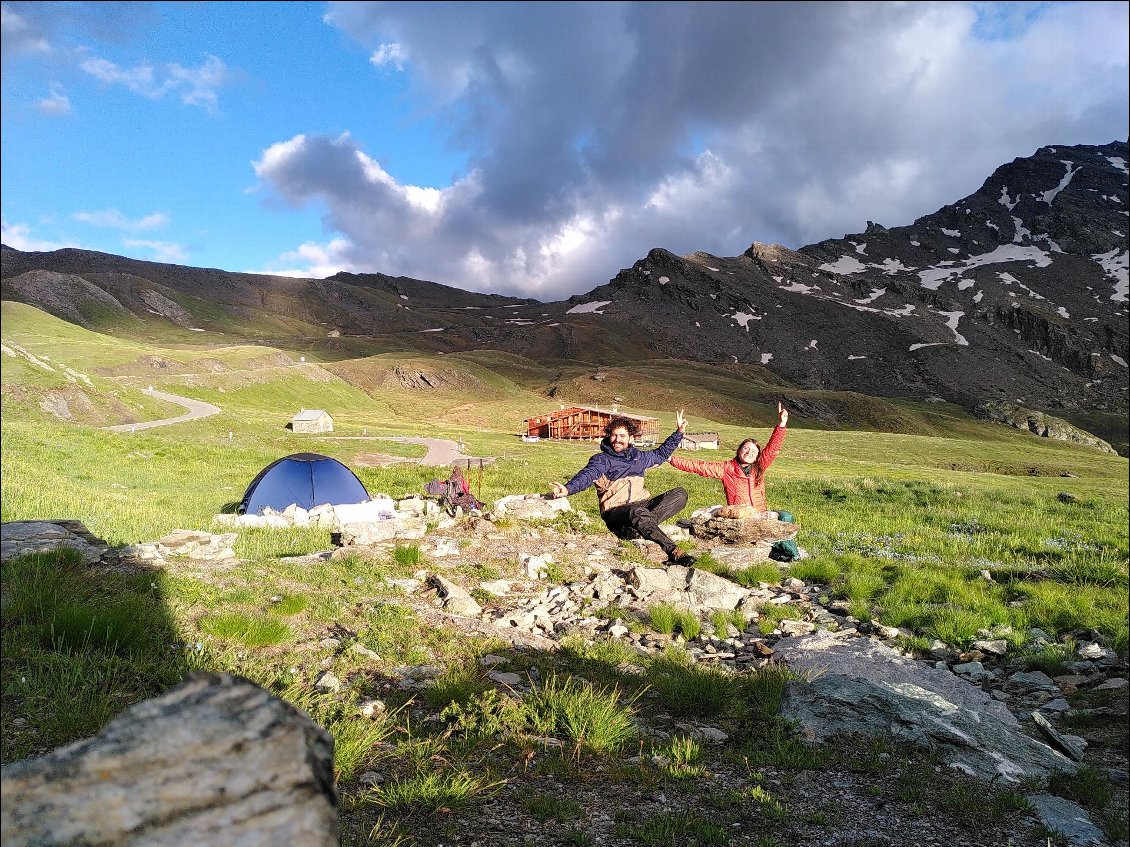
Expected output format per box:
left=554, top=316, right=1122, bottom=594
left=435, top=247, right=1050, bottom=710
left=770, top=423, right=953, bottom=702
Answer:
left=238, top=453, right=369, bottom=514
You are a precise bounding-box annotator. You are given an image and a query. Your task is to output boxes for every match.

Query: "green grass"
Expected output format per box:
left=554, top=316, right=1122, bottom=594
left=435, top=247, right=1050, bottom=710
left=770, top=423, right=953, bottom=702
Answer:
left=197, top=613, right=292, bottom=647
left=647, top=604, right=701, bottom=640
left=644, top=651, right=740, bottom=718
left=527, top=674, right=639, bottom=754
left=355, top=767, right=502, bottom=813
left=710, top=608, right=746, bottom=635
left=613, top=809, right=730, bottom=845
left=655, top=735, right=708, bottom=778
left=733, top=561, right=785, bottom=587
left=2, top=302, right=1127, bottom=845
left=520, top=789, right=583, bottom=821
left=420, top=662, right=492, bottom=710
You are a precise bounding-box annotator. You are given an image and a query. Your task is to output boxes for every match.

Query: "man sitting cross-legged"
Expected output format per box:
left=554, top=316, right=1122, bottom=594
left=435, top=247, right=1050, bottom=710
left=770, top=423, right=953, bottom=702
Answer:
left=548, top=410, right=696, bottom=565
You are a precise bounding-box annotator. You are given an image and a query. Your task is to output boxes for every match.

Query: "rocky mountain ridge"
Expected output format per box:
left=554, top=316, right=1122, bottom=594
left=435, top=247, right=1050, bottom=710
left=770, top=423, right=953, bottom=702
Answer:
left=3, top=140, right=1127, bottom=447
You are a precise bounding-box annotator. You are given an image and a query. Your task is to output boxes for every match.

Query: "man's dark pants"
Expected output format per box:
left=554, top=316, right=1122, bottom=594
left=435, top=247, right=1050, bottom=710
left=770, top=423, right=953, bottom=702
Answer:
left=600, top=487, right=688, bottom=557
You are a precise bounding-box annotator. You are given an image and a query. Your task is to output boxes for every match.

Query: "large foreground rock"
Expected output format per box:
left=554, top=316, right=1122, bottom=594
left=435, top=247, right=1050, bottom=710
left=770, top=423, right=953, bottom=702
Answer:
left=775, top=630, right=1078, bottom=784
left=0, top=672, right=337, bottom=847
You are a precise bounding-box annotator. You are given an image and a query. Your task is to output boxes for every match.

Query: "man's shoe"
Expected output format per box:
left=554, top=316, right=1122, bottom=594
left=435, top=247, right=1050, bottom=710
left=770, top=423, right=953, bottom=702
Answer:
left=667, top=549, right=697, bottom=566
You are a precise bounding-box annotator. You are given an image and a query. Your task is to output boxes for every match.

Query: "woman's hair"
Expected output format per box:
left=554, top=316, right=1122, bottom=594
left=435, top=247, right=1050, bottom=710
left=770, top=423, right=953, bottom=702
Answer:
left=605, top=416, right=640, bottom=437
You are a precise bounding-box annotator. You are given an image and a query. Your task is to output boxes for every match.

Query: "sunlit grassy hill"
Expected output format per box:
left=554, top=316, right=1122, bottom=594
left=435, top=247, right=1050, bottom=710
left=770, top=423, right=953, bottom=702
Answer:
left=2, top=298, right=1127, bottom=550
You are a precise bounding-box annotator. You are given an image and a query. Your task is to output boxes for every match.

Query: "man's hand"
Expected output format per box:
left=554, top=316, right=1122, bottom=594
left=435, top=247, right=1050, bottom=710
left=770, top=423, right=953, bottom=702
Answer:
left=676, top=409, right=687, bottom=433
left=778, top=400, right=789, bottom=427
left=549, top=482, right=569, bottom=499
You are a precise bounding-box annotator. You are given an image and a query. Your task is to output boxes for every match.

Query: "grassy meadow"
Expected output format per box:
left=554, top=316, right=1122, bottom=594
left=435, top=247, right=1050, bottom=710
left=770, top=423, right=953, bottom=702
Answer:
left=2, top=300, right=1128, bottom=844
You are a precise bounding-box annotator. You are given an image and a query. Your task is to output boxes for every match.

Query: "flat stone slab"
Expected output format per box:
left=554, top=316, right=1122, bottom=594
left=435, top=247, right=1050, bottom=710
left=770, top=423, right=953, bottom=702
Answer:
left=689, top=516, right=798, bottom=544
left=0, top=520, right=108, bottom=564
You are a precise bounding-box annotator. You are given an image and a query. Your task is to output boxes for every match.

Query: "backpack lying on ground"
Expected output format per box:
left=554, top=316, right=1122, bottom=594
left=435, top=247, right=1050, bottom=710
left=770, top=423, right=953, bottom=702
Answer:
left=424, top=476, right=483, bottom=514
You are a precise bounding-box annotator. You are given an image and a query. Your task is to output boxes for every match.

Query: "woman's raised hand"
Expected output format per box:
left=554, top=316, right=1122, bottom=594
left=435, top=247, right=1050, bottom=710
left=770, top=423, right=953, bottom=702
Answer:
left=778, top=401, right=789, bottom=427
left=676, top=409, right=687, bottom=433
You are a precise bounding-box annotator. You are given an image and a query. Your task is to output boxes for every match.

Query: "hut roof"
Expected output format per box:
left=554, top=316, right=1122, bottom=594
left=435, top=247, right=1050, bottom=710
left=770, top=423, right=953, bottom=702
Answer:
left=291, top=409, right=330, bottom=421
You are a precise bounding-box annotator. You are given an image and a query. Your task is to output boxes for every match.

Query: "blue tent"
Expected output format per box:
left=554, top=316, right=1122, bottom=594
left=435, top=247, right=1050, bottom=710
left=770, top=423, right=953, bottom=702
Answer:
left=238, top=453, right=370, bottom=514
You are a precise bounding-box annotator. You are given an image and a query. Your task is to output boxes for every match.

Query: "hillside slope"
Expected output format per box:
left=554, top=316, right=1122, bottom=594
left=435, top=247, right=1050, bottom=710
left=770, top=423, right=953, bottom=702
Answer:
left=3, top=140, right=1126, bottom=450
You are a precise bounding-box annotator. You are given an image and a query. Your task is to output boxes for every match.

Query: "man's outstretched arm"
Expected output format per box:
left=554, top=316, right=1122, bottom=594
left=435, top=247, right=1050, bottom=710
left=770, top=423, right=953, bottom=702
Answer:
left=549, top=454, right=605, bottom=498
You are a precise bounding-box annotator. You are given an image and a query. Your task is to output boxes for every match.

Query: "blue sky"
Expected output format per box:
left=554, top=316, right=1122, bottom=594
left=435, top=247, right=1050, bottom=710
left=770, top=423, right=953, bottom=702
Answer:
left=2, top=1, right=1127, bottom=302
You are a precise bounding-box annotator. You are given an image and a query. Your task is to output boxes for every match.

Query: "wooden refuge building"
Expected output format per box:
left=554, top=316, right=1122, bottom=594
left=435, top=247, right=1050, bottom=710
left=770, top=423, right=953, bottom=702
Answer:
left=289, top=409, right=334, bottom=434
left=525, top=406, right=659, bottom=442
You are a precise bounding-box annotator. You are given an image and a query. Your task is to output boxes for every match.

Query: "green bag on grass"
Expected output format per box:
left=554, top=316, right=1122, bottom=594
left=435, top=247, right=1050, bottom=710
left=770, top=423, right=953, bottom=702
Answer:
left=769, top=510, right=799, bottom=561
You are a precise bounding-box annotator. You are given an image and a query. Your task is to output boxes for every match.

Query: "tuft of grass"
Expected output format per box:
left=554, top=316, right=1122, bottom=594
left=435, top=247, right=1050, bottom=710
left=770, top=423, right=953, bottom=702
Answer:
left=392, top=543, right=425, bottom=567
left=755, top=603, right=806, bottom=635
left=358, top=767, right=502, bottom=813
left=282, top=684, right=400, bottom=783
left=647, top=604, right=700, bottom=639
left=3, top=549, right=170, bottom=657
left=648, top=603, right=678, bottom=635
left=4, top=654, right=125, bottom=757
left=520, top=789, right=583, bottom=822
left=45, top=598, right=155, bottom=655
left=645, top=651, right=738, bottom=718
left=788, top=557, right=841, bottom=585
left=440, top=687, right=537, bottom=741
left=710, top=608, right=746, bottom=636
left=656, top=735, right=707, bottom=778
left=527, top=674, right=639, bottom=754
left=197, top=612, right=291, bottom=647
left=1020, top=642, right=1074, bottom=676
left=688, top=550, right=728, bottom=577
left=361, top=813, right=413, bottom=847
left=747, top=783, right=789, bottom=819
left=733, top=561, right=784, bottom=588
left=738, top=662, right=796, bottom=723
left=1048, top=764, right=1116, bottom=817
left=420, top=662, right=492, bottom=710
left=613, top=809, right=729, bottom=845
left=936, top=778, right=1031, bottom=826
left=267, top=594, right=309, bottom=616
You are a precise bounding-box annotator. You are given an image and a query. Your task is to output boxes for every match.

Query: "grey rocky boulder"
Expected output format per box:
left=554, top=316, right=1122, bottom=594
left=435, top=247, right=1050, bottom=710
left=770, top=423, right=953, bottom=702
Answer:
left=0, top=672, right=338, bottom=847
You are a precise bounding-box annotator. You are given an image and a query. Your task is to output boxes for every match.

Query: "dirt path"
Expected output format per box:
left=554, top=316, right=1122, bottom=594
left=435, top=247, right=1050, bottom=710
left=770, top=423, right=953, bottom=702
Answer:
left=104, top=389, right=221, bottom=433
left=382, top=436, right=492, bottom=467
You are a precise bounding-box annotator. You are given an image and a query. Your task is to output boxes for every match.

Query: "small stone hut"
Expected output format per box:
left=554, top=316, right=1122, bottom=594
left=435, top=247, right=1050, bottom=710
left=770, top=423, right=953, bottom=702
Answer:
left=288, top=409, right=333, bottom=434
left=682, top=432, right=720, bottom=450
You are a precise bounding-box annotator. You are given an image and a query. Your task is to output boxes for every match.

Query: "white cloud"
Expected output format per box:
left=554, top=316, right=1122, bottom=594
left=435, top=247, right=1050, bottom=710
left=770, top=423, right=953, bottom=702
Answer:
left=73, top=208, right=169, bottom=231
left=79, top=52, right=229, bottom=114
left=256, top=237, right=356, bottom=279
left=1, top=218, right=68, bottom=252
left=272, top=3, right=1120, bottom=298
left=1, top=3, right=51, bottom=58
left=370, top=42, right=407, bottom=71
left=121, top=238, right=187, bottom=263
left=35, top=85, right=71, bottom=115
